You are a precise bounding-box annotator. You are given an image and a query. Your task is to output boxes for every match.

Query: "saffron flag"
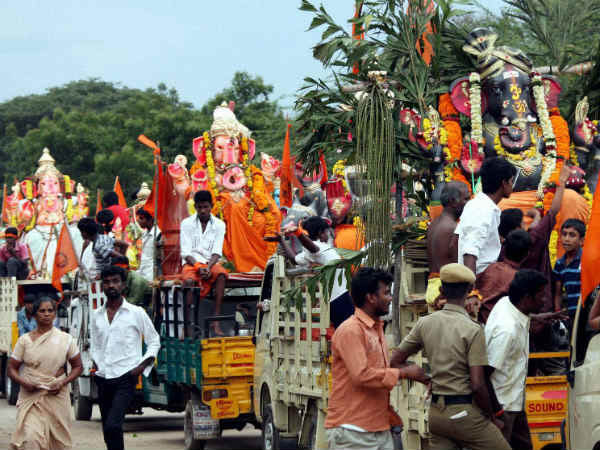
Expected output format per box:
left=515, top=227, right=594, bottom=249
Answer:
left=51, top=223, right=78, bottom=293
left=280, top=123, right=293, bottom=208
left=581, top=171, right=600, bottom=305
left=113, top=176, right=128, bottom=208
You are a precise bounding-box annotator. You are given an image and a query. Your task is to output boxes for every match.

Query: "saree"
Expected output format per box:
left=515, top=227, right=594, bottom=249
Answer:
left=10, top=327, right=79, bottom=450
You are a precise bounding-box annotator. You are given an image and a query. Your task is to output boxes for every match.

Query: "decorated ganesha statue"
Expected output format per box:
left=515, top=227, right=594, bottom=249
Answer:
left=11, top=148, right=86, bottom=278
left=419, top=29, right=590, bottom=234
left=190, top=103, right=281, bottom=272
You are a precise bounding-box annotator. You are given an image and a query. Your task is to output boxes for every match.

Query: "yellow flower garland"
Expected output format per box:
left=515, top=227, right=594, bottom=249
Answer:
left=493, top=134, right=537, bottom=161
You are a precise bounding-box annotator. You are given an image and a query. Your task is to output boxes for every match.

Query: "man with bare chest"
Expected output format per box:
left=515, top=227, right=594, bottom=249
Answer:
left=426, top=182, right=470, bottom=307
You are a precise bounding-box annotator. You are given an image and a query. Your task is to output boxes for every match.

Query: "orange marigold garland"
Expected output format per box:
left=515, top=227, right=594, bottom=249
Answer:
left=542, top=109, right=570, bottom=212
left=439, top=94, right=472, bottom=192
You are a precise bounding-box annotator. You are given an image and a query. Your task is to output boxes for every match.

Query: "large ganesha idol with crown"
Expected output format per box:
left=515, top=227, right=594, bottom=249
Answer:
left=13, top=148, right=86, bottom=278
left=189, top=103, right=281, bottom=272
left=427, top=28, right=590, bottom=229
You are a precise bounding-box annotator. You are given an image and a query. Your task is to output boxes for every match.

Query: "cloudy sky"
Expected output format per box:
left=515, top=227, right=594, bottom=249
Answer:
left=1, top=0, right=503, bottom=110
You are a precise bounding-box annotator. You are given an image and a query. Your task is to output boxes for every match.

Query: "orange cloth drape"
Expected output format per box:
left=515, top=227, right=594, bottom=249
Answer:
left=581, top=173, right=600, bottom=305
left=334, top=224, right=365, bottom=251
left=221, top=194, right=282, bottom=272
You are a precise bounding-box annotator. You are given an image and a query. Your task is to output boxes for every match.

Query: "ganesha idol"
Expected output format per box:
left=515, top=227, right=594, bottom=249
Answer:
left=12, top=148, right=86, bottom=279
left=260, top=152, right=281, bottom=206
left=416, top=29, right=589, bottom=237
left=189, top=103, right=281, bottom=272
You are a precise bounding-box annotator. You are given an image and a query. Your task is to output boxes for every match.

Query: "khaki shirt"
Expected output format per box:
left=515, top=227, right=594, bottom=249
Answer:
left=396, top=303, right=488, bottom=395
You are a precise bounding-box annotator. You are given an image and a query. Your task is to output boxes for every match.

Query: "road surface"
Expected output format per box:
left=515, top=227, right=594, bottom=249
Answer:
left=0, top=399, right=276, bottom=449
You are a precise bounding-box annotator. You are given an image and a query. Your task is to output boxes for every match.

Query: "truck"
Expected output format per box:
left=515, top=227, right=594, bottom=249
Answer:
left=563, top=294, right=600, bottom=449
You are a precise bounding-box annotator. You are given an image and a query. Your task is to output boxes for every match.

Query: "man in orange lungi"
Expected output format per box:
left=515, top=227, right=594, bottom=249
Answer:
left=180, top=190, right=227, bottom=335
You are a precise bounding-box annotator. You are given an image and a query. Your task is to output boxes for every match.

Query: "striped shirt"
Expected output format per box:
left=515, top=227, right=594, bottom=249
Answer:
left=552, top=248, right=582, bottom=314
left=92, top=233, right=115, bottom=273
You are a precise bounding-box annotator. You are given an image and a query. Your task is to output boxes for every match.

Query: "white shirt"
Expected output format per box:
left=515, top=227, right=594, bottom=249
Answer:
left=180, top=214, right=226, bottom=265
left=485, top=296, right=530, bottom=412
left=91, top=299, right=160, bottom=379
left=295, top=241, right=348, bottom=301
left=78, top=244, right=97, bottom=289
left=137, top=225, right=160, bottom=281
left=455, top=192, right=501, bottom=274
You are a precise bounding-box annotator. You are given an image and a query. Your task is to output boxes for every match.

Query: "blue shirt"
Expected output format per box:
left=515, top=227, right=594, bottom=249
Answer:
left=553, top=248, right=582, bottom=314
left=17, top=307, right=60, bottom=336
left=17, top=307, right=37, bottom=336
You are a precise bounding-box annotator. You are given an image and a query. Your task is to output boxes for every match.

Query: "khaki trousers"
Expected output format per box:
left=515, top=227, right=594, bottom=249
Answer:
left=427, top=401, right=511, bottom=450
left=326, top=427, right=394, bottom=450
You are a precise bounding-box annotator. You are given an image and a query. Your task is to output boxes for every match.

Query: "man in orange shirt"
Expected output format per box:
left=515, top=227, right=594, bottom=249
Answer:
left=325, top=267, right=430, bottom=449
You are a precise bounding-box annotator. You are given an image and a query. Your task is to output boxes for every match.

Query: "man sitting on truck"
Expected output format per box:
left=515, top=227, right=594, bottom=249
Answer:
left=325, top=267, right=429, bottom=449
left=180, top=190, right=227, bottom=333
left=0, top=227, right=30, bottom=280
left=275, top=215, right=354, bottom=328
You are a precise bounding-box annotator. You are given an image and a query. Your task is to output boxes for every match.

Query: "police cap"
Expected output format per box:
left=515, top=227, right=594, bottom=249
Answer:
left=440, top=263, right=476, bottom=284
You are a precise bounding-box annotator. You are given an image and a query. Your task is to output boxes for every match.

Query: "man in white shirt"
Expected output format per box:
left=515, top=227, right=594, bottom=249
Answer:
left=180, top=190, right=227, bottom=330
left=455, top=157, right=516, bottom=275
left=485, top=269, right=547, bottom=450
left=135, top=208, right=161, bottom=282
left=277, top=216, right=353, bottom=328
left=91, top=265, right=160, bottom=450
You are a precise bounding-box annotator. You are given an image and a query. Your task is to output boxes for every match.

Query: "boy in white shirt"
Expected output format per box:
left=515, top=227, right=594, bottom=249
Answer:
left=277, top=216, right=354, bottom=328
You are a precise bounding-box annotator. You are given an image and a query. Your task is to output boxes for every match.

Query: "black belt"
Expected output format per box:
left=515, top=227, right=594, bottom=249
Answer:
left=431, top=394, right=473, bottom=405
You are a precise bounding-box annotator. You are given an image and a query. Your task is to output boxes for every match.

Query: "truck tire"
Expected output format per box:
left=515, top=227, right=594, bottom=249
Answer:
left=72, top=381, right=93, bottom=421
left=5, top=361, right=18, bottom=405
left=184, top=401, right=206, bottom=450
left=262, top=404, right=281, bottom=450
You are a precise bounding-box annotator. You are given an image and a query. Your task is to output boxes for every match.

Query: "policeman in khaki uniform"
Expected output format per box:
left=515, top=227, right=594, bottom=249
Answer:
left=391, top=263, right=510, bottom=450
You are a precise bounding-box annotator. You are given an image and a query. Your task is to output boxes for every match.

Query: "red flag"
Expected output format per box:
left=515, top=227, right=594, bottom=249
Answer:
left=318, top=152, right=329, bottom=185
left=581, top=173, right=600, bottom=305
left=280, top=123, right=293, bottom=208
left=113, top=176, right=128, bottom=208
left=51, top=223, right=78, bottom=293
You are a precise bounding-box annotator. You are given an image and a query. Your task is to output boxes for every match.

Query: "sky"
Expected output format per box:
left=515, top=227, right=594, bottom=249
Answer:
left=1, top=0, right=503, bottom=111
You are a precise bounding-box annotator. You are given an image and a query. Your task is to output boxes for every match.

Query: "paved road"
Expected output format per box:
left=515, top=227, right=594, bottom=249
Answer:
left=0, top=399, right=271, bottom=449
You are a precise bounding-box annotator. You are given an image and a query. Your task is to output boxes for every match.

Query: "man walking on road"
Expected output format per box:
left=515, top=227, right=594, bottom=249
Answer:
left=325, top=267, right=429, bottom=449
left=392, top=263, right=510, bottom=450
left=91, top=266, right=160, bottom=450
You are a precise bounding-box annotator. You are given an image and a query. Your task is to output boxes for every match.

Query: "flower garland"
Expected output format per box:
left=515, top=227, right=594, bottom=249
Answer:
left=332, top=160, right=349, bottom=192
left=493, top=135, right=541, bottom=176
left=438, top=94, right=472, bottom=192
left=468, top=73, right=484, bottom=146
left=203, top=131, right=224, bottom=219
left=541, top=109, right=570, bottom=211
left=250, top=166, right=278, bottom=254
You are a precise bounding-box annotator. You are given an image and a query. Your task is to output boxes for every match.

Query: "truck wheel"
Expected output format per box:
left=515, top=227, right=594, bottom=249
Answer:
left=5, top=361, right=18, bottom=405
left=72, top=381, right=93, bottom=421
left=262, top=405, right=281, bottom=450
left=184, top=401, right=206, bottom=450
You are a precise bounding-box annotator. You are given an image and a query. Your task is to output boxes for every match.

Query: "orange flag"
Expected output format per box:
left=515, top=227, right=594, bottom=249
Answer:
left=280, top=123, right=293, bottom=208
left=51, top=223, right=78, bottom=293
left=113, top=176, right=127, bottom=208
left=581, top=172, right=600, bottom=305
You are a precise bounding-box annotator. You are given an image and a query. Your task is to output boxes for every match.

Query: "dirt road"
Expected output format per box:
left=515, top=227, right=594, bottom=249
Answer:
left=0, top=400, right=268, bottom=449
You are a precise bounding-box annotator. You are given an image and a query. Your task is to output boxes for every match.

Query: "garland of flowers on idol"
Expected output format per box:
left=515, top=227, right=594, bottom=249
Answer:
left=438, top=94, right=472, bottom=192
left=203, top=132, right=224, bottom=220
left=64, top=174, right=74, bottom=222
left=23, top=179, right=36, bottom=231
left=331, top=158, right=366, bottom=235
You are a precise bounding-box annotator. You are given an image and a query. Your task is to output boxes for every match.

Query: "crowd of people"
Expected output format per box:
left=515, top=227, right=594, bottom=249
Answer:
left=4, top=159, right=600, bottom=450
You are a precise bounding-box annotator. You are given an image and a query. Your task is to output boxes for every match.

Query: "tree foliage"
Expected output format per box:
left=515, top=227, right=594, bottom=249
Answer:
left=0, top=74, right=287, bottom=203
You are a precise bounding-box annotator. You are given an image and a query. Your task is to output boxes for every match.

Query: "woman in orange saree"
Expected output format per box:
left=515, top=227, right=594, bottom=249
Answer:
left=8, top=297, right=83, bottom=450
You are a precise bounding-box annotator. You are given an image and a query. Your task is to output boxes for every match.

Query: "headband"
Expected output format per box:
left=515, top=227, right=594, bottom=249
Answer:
left=114, top=262, right=129, bottom=270
left=5, top=233, right=18, bottom=239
